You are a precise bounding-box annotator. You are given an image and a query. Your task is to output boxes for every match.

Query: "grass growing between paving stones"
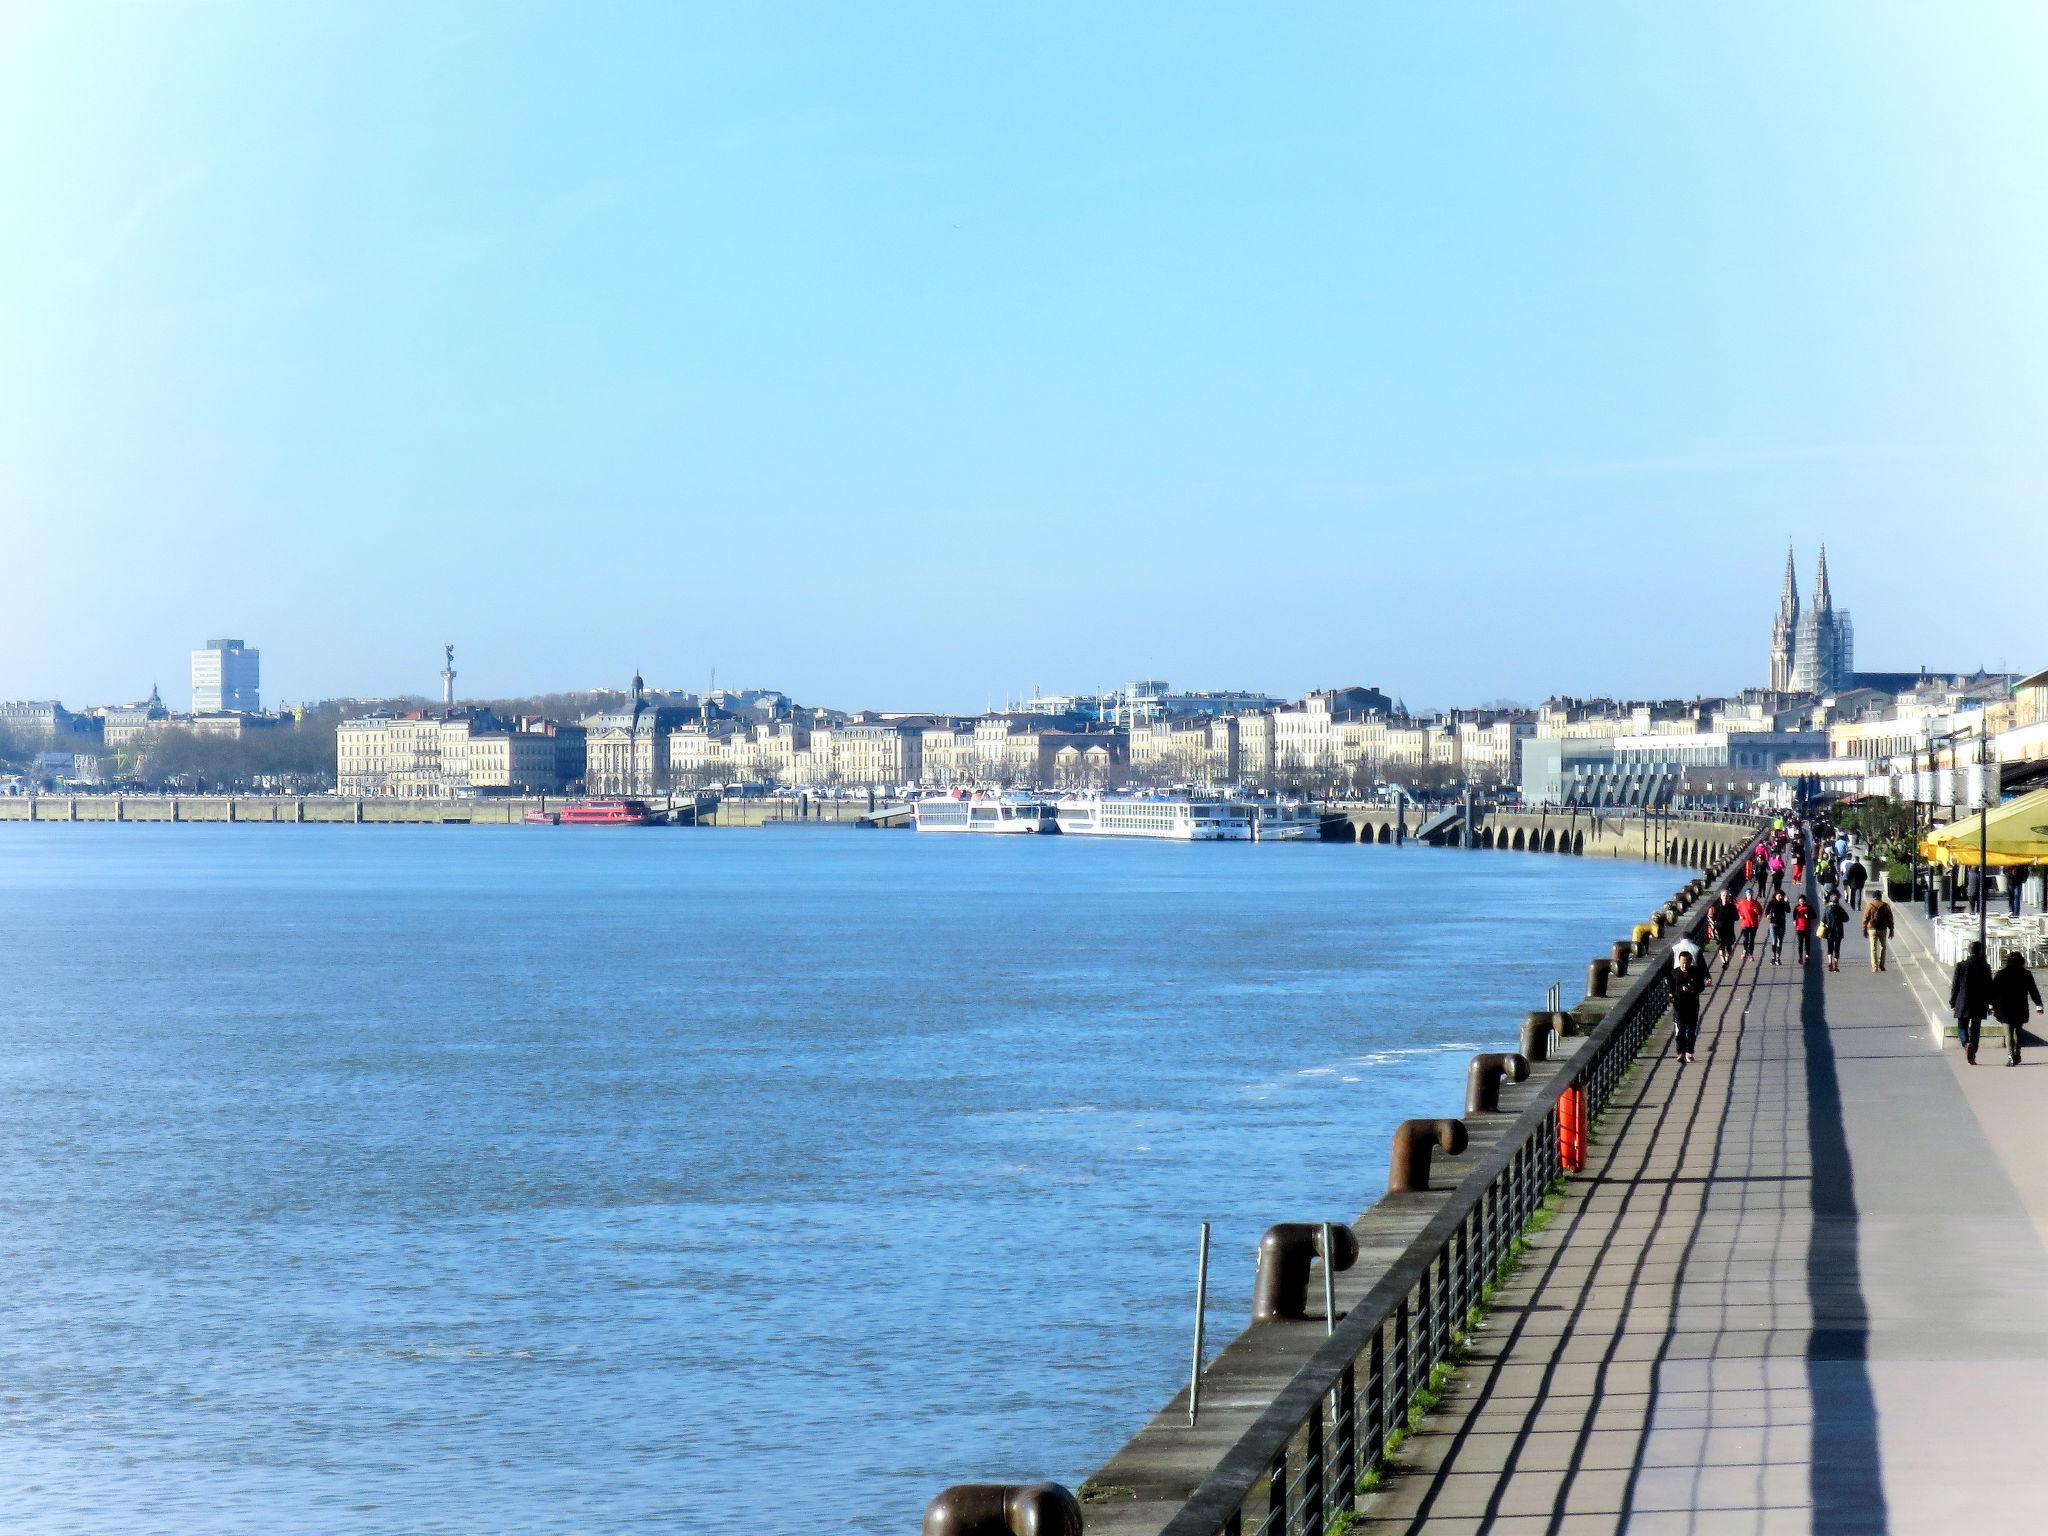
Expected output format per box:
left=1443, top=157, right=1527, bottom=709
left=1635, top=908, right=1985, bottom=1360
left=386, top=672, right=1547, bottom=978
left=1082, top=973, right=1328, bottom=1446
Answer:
left=1349, top=1022, right=1661, bottom=1524
left=1341, top=1177, right=1565, bottom=1515
left=1351, top=1170, right=1575, bottom=1510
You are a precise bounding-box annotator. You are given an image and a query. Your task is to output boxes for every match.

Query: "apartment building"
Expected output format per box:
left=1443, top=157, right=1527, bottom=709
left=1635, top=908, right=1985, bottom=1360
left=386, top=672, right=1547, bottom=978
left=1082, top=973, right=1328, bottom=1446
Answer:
left=339, top=709, right=565, bottom=797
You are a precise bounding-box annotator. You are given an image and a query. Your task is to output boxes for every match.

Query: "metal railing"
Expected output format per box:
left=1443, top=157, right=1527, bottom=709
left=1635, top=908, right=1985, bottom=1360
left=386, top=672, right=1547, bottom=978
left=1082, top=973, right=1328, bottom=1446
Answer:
left=1149, top=834, right=1758, bottom=1536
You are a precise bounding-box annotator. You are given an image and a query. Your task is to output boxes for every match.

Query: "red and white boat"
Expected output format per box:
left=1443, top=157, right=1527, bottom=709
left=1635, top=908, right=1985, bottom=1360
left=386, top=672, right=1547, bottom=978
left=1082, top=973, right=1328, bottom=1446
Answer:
left=544, top=798, right=656, bottom=826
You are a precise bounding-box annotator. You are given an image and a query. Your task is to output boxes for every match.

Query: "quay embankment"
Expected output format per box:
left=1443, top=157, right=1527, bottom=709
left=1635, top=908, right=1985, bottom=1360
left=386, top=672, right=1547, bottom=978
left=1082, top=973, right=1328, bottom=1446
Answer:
left=922, top=829, right=1763, bottom=1536
left=0, top=795, right=1754, bottom=872
left=0, top=792, right=884, bottom=827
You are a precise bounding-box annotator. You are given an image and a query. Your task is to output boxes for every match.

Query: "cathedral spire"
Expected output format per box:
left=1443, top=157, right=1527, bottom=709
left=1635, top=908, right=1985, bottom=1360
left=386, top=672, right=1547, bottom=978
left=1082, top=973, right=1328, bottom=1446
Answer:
left=1813, top=543, right=1833, bottom=611
left=1768, top=543, right=1801, bottom=693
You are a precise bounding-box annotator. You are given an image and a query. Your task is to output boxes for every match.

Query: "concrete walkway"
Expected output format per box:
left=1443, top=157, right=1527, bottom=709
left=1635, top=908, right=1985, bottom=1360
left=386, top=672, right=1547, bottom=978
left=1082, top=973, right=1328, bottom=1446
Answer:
left=1355, top=880, right=2048, bottom=1534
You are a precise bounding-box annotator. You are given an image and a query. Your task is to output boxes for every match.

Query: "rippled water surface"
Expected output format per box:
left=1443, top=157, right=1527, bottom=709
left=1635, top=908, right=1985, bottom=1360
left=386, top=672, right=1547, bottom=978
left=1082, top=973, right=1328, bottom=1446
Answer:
left=0, top=824, right=1679, bottom=1532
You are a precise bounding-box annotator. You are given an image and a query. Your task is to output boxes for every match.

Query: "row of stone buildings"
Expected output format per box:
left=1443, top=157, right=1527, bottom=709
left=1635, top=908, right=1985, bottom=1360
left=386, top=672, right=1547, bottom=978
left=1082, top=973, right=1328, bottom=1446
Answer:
left=592, top=686, right=1536, bottom=797
left=328, top=683, right=1542, bottom=799
left=335, top=710, right=586, bottom=798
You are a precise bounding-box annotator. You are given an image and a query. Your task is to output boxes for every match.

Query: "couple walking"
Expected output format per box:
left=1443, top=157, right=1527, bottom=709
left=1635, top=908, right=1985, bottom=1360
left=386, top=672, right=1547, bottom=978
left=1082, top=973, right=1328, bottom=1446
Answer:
left=1950, top=942, right=2045, bottom=1066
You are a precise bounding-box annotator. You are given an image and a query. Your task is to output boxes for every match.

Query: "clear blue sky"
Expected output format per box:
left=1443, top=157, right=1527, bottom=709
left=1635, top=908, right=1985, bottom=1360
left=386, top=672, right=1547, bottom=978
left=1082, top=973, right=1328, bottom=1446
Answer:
left=4, top=3, right=2044, bottom=712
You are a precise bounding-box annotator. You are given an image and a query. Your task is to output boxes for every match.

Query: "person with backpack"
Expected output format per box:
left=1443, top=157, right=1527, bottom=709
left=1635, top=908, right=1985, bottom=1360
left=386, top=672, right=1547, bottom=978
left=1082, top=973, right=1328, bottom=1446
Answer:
left=1821, top=893, right=1850, bottom=972
left=1950, top=939, right=1997, bottom=1065
left=1736, top=887, right=1763, bottom=963
left=1707, top=888, right=1739, bottom=973
left=1991, top=950, right=2045, bottom=1066
left=1861, top=890, right=1894, bottom=972
left=1792, top=894, right=1815, bottom=965
left=1765, top=888, right=1791, bottom=964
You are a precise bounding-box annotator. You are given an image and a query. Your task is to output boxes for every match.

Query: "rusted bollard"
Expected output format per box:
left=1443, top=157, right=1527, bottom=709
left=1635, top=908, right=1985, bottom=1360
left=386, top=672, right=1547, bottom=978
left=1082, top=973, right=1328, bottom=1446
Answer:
left=1609, top=941, right=1631, bottom=977
left=1466, top=1051, right=1531, bottom=1114
left=1520, top=1009, right=1578, bottom=1062
left=924, top=1483, right=1084, bottom=1536
left=1388, top=1117, right=1468, bottom=1193
left=1632, top=926, right=1653, bottom=957
left=1588, top=957, right=1611, bottom=997
left=1251, top=1222, right=1360, bottom=1322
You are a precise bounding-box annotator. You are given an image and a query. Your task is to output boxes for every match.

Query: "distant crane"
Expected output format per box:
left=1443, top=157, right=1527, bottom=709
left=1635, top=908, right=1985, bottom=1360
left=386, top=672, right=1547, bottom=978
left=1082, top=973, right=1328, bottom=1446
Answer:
left=441, top=644, right=457, bottom=707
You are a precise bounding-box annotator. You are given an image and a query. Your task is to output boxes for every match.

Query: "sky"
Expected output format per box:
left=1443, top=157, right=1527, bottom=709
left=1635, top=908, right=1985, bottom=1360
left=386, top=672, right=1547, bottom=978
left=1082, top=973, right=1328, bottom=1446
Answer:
left=3, top=2, right=2046, bottom=713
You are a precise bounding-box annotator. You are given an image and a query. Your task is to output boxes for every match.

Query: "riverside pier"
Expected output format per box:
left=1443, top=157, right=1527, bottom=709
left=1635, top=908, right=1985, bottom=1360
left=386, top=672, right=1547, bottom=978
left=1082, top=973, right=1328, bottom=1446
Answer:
left=928, top=827, right=2048, bottom=1534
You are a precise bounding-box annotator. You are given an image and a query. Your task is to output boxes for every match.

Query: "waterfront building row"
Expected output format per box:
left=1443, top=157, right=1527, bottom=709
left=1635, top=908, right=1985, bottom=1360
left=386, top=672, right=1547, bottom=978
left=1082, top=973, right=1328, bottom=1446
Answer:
left=336, top=710, right=585, bottom=797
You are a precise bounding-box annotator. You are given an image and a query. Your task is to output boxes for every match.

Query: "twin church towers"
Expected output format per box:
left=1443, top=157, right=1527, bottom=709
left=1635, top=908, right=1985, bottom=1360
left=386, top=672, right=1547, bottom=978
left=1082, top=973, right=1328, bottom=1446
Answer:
left=1768, top=545, right=1854, bottom=695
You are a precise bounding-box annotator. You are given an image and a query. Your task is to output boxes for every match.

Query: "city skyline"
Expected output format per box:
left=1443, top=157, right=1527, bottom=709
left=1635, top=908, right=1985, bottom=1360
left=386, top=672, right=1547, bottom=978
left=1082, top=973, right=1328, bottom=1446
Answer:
left=1, top=546, right=2018, bottom=720
left=6, top=5, right=2048, bottom=708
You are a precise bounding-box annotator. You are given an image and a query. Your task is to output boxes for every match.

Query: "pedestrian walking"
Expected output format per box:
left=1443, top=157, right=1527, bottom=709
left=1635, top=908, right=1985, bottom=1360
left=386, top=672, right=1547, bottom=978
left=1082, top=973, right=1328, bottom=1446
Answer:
left=1950, top=940, right=1996, bottom=1065
left=1845, top=858, right=1868, bottom=908
left=1861, top=891, right=1894, bottom=972
left=1670, top=948, right=1707, bottom=1064
left=1766, top=888, right=1790, bottom=963
left=1821, top=894, right=1849, bottom=971
left=1792, top=894, right=1815, bottom=965
left=1707, top=888, right=1739, bottom=973
left=1991, top=951, right=2045, bottom=1065
left=1737, top=888, right=1763, bottom=962
left=2007, top=867, right=2027, bottom=919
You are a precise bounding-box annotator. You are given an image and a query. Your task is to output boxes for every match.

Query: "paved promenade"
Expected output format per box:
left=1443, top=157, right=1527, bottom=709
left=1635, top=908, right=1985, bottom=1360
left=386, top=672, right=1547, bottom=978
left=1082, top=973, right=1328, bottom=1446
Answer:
left=1357, top=888, right=2048, bottom=1534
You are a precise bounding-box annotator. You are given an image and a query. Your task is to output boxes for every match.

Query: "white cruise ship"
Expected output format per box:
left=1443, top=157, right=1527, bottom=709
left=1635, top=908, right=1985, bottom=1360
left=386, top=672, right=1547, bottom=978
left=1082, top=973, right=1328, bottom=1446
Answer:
left=912, top=793, right=1056, bottom=834
left=1251, top=802, right=1323, bottom=841
left=1054, top=795, right=1255, bottom=841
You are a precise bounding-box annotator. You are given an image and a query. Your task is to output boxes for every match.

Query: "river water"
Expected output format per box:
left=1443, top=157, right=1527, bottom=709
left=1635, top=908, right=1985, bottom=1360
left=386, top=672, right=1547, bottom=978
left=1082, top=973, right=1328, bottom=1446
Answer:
left=0, top=824, right=1677, bottom=1533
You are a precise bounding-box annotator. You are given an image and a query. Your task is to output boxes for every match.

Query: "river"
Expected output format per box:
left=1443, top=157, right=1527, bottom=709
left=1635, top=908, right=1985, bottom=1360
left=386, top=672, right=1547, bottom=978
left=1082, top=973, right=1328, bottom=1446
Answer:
left=0, top=824, right=1679, bottom=1533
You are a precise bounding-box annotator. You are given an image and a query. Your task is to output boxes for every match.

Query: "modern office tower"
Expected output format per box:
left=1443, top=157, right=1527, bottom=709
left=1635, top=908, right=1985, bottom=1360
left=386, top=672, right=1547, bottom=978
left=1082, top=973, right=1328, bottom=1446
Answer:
left=191, top=638, right=261, bottom=713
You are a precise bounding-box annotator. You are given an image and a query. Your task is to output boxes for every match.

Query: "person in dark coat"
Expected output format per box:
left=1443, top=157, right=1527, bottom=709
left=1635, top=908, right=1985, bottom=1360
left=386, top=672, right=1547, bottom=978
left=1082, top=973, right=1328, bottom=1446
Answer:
left=1821, top=895, right=1850, bottom=972
left=1991, top=951, right=2045, bottom=1066
left=1950, top=940, right=1997, bottom=1065
left=1792, top=894, right=1815, bottom=965
left=1708, top=889, right=1739, bottom=972
left=1670, top=949, right=1708, bottom=1064
left=1765, top=889, right=1791, bottom=965
left=1845, top=858, right=1868, bottom=908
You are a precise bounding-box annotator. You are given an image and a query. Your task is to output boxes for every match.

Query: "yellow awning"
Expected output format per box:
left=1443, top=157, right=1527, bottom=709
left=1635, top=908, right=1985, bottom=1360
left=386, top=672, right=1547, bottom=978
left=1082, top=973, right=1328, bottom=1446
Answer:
left=1920, top=787, right=2048, bottom=867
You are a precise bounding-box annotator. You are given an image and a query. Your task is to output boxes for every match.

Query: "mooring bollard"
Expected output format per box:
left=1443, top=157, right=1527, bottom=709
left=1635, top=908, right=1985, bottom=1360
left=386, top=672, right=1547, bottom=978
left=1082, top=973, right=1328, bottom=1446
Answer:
left=1466, top=1052, right=1531, bottom=1114
left=1632, top=925, right=1653, bottom=957
left=1521, top=1010, right=1579, bottom=1062
left=1588, top=957, right=1611, bottom=997
left=1387, top=1117, right=1469, bottom=1194
left=1609, top=941, right=1631, bottom=977
left=923, top=1483, right=1084, bottom=1536
left=1251, top=1222, right=1360, bottom=1323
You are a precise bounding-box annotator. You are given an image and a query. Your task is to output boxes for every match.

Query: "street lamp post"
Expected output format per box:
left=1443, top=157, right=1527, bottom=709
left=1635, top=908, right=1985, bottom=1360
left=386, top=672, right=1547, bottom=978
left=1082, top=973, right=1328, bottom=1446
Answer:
left=1977, top=729, right=1991, bottom=959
